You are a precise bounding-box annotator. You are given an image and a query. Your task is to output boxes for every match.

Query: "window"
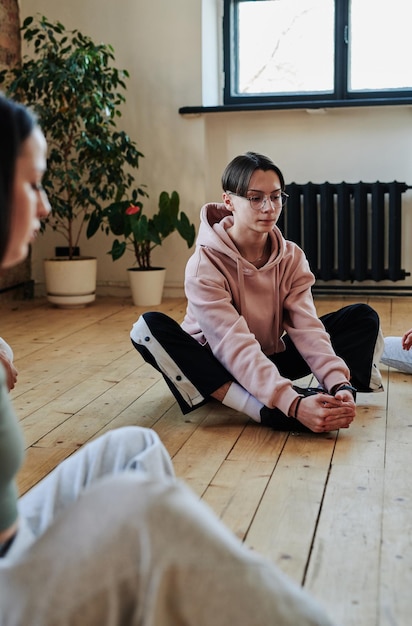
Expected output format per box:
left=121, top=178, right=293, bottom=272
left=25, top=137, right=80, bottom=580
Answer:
left=223, top=0, right=412, bottom=109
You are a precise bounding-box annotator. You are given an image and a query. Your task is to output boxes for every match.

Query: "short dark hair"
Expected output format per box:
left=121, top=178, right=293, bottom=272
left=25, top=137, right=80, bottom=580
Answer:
left=221, top=151, right=285, bottom=196
left=0, top=94, right=37, bottom=263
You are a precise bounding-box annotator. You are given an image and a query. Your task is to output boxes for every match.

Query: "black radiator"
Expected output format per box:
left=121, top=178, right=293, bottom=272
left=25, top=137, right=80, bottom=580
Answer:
left=280, top=181, right=411, bottom=291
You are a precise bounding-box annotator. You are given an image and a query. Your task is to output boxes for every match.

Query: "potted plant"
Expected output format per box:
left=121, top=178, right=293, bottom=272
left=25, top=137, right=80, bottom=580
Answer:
left=0, top=15, right=146, bottom=307
left=100, top=190, right=196, bottom=306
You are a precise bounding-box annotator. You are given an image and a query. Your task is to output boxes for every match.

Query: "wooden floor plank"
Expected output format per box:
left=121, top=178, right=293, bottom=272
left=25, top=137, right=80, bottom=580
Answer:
left=169, top=405, right=248, bottom=496
left=17, top=445, right=79, bottom=495
left=332, top=392, right=387, bottom=469
left=102, top=379, right=176, bottom=431
left=246, top=432, right=338, bottom=583
left=202, top=423, right=288, bottom=540
left=378, top=369, right=412, bottom=625
left=380, top=442, right=412, bottom=625
left=305, top=464, right=383, bottom=626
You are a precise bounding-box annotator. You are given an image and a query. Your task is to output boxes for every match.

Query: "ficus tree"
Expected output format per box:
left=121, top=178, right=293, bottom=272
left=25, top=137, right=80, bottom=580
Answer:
left=0, top=15, right=146, bottom=259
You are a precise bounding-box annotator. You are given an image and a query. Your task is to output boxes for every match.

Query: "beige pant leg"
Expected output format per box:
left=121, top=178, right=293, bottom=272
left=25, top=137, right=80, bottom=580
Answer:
left=1, top=474, right=335, bottom=626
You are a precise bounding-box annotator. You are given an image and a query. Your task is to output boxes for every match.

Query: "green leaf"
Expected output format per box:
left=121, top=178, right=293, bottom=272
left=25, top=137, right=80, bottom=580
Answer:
left=109, top=239, right=126, bottom=261
left=86, top=211, right=101, bottom=238
left=22, top=16, right=34, bottom=28
left=177, top=213, right=196, bottom=248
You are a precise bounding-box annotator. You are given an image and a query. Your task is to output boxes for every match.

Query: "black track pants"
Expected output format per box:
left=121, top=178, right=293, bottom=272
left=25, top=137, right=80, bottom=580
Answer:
left=130, top=303, right=381, bottom=415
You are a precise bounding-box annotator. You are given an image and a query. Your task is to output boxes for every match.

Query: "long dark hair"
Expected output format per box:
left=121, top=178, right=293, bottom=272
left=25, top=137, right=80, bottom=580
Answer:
left=221, top=151, right=285, bottom=196
left=0, top=94, right=36, bottom=263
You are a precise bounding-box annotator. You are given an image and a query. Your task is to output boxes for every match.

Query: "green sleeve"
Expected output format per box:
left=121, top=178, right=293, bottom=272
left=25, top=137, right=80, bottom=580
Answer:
left=0, top=364, right=25, bottom=532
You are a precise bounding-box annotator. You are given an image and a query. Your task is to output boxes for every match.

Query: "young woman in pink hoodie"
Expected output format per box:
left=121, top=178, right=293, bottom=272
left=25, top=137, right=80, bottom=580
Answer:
left=131, top=152, right=383, bottom=433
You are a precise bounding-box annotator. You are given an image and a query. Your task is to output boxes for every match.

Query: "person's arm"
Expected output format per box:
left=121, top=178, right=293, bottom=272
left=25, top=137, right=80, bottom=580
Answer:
left=0, top=338, right=18, bottom=391
left=282, top=250, right=351, bottom=394
left=401, top=328, right=412, bottom=350
left=0, top=364, right=25, bottom=546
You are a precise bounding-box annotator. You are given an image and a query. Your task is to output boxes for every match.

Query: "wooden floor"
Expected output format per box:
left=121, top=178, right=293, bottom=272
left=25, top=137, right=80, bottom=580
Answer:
left=2, top=294, right=411, bottom=626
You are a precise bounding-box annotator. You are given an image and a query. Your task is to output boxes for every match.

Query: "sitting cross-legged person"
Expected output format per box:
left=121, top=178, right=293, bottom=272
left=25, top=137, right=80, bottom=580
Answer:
left=131, top=151, right=384, bottom=435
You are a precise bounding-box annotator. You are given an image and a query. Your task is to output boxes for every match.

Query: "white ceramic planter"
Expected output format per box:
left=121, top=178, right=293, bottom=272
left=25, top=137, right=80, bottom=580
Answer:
left=128, top=267, right=166, bottom=306
left=44, top=257, right=97, bottom=308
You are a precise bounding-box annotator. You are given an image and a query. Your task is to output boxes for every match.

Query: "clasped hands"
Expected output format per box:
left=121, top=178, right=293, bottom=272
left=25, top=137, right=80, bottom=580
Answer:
left=293, top=388, right=356, bottom=433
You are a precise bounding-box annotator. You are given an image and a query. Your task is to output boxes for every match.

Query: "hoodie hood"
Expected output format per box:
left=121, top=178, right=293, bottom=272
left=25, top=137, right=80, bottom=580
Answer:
left=197, top=202, right=286, bottom=272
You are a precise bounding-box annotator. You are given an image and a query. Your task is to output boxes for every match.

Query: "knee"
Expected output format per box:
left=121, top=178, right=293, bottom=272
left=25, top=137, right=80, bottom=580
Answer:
left=349, top=303, right=380, bottom=328
left=143, top=313, right=182, bottom=344
left=142, top=311, right=178, bottom=331
left=363, top=304, right=380, bottom=332
left=131, top=311, right=177, bottom=342
left=86, top=474, right=186, bottom=529
left=141, top=310, right=168, bottom=325
left=104, top=426, right=162, bottom=456
left=131, top=312, right=163, bottom=338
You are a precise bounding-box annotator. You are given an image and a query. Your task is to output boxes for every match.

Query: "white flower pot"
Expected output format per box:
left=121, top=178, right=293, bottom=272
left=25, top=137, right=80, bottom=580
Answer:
left=128, top=267, right=166, bottom=306
left=44, top=257, right=97, bottom=308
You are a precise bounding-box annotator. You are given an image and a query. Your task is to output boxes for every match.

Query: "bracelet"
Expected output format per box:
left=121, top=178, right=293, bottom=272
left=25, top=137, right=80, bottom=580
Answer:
left=334, top=383, right=357, bottom=400
left=293, top=395, right=304, bottom=419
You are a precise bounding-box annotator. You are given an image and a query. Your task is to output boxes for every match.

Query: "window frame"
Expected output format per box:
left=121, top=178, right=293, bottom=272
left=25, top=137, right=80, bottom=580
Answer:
left=222, top=0, right=412, bottom=110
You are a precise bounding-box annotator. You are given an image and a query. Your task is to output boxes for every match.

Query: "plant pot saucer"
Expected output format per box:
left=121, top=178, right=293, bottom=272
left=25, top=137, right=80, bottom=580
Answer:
left=127, top=266, right=166, bottom=272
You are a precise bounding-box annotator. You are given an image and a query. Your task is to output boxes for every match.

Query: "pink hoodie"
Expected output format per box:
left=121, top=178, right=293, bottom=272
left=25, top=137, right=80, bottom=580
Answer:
left=182, top=203, right=350, bottom=416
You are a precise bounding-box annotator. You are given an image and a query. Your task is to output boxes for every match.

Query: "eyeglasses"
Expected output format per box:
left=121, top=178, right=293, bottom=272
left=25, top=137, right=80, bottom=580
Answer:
left=227, top=191, right=289, bottom=211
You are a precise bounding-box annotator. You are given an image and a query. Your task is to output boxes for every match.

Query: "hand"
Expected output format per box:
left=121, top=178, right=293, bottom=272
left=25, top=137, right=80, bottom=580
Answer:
left=0, top=340, right=18, bottom=391
left=401, top=328, right=412, bottom=351
left=294, top=392, right=356, bottom=433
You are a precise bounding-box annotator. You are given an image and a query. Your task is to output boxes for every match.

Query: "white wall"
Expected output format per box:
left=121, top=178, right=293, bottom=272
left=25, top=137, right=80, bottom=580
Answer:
left=20, top=0, right=412, bottom=295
